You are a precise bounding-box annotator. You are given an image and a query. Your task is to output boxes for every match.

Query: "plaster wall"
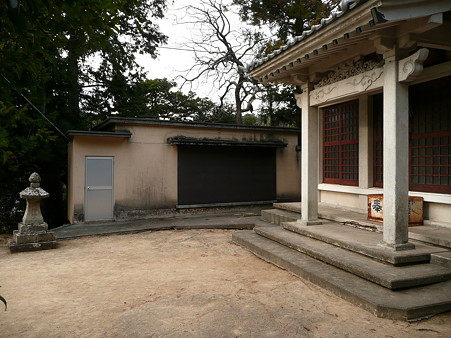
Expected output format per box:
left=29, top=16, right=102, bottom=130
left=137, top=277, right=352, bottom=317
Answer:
left=319, top=190, right=362, bottom=211
left=276, top=144, right=301, bottom=202
left=121, top=123, right=301, bottom=202
left=68, top=124, right=300, bottom=223
left=424, top=203, right=451, bottom=226
left=319, top=188, right=451, bottom=226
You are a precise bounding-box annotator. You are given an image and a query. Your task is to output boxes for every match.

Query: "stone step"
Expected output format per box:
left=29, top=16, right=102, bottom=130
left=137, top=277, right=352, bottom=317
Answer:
left=232, top=230, right=451, bottom=321
left=281, top=221, right=446, bottom=266
left=272, top=203, right=451, bottom=247
left=431, top=252, right=451, bottom=268
left=254, top=225, right=451, bottom=289
left=261, top=209, right=300, bottom=225
left=273, top=202, right=301, bottom=214
left=262, top=203, right=383, bottom=232
left=409, top=226, right=451, bottom=249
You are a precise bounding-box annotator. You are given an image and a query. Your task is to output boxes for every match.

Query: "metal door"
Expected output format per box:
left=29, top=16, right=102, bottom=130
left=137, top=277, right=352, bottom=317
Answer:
left=85, top=157, right=114, bottom=221
left=177, top=146, right=276, bottom=205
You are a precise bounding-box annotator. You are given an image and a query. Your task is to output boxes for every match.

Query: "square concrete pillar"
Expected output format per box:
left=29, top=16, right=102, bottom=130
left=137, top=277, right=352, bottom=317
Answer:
left=295, top=83, right=322, bottom=225
left=381, top=52, right=414, bottom=251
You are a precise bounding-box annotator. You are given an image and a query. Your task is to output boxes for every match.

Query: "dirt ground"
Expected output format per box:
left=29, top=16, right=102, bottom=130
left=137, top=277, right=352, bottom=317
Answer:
left=1, top=229, right=450, bottom=337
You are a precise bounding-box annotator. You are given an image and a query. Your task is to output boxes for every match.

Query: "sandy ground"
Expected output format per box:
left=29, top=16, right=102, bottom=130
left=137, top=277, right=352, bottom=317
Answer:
left=0, top=229, right=450, bottom=337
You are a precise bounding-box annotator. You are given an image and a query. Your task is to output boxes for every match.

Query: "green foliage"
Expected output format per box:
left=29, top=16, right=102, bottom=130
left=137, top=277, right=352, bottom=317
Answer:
left=0, top=100, right=61, bottom=233
left=134, top=78, right=236, bottom=124
left=202, top=104, right=236, bottom=124
left=259, top=85, right=300, bottom=127
left=0, top=0, right=271, bottom=233
left=242, top=113, right=258, bottom=125
left=0, top=0, right=168, bottom=231
left=232, top=0, right=335, bottom=127
left=232, top=0, right=337, bottom=41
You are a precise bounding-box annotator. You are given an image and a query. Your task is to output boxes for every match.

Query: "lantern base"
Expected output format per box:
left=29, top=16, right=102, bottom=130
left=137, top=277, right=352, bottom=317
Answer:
left=8, top=239, right=57, bottom=253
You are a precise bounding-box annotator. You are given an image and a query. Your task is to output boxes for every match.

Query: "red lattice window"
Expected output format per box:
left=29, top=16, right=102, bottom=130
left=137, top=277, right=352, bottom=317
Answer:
left=372, top=76, right=451, bottom=194
left=409, top=76, right=451, bottom=193
left=323, top=100, right=359, bottom=186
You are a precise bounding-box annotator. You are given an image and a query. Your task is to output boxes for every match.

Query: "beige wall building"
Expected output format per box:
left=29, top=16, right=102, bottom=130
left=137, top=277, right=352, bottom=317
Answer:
left=68, top=119, right=300, bottom=223
left=247, top=0, right=451, bottom=248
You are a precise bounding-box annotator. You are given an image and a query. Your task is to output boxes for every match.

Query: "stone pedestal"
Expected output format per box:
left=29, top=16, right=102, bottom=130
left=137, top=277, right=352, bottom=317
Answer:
left=9, top=173, right=57, bottom=253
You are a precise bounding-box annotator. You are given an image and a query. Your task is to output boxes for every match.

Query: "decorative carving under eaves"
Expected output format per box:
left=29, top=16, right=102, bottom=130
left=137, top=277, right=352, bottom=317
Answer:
left=398, top=48, right=429, bottom=83
left=314, top=59, right=385, bottom=88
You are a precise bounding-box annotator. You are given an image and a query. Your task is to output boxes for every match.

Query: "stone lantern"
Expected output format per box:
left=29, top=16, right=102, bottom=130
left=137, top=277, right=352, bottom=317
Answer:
left=9, top=172, right=57, bottom=252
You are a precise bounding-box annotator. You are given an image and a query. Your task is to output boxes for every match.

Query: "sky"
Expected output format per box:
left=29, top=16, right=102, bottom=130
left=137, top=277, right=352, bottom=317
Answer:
left=135, top=0, right=256, bottom=102
left=135, top=3, right=194, bottom=86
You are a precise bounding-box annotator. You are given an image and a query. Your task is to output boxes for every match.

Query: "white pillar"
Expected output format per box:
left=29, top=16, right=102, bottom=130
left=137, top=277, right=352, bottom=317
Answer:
left=381, top=50, right=415, bottom=250
left=295, top=82, right=322, bottom=225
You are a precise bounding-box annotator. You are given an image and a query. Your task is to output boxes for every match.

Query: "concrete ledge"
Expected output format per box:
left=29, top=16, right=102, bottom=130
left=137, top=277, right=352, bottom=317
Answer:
left=54, top=214, right=260, bottom=240
left=281, top=221, right=445, bottom=266
left=272, top=203, right=451, bottom=246
left=261, top=209, right=300, bottom=225
left=273, top=202, right=301, bottom=214
left=176, top=201, right=275, bottom=209
left=409, top=226, right=451, bottom=249
left=273, top=203, right=382, bottom=231
left=232, top=231, right=451, bottom=321
left=255, top=225, right=451, bottom=289
left=173, top=223, right=254, bottom=230
left=431, top=252, right=451, bottom=268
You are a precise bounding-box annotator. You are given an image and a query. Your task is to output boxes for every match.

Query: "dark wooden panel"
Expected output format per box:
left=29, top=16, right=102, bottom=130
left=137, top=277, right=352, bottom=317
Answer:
left=178, top=146, right=276, bottom=205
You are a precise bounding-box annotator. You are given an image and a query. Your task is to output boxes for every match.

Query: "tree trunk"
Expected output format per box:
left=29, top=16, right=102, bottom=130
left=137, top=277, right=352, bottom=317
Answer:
left=67, top=36, right=81, bottom=125
left=235, top=83, right=242, bottom=124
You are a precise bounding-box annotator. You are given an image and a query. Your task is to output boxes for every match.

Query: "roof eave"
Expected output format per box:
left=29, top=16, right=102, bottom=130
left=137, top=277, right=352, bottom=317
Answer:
left=249, top=0, right=451, bottom=84
left=67, top=130, right=132, bottom=139
left=248, top=0, right=378, bottom=81
left=374, top=0, right=451, bottom=22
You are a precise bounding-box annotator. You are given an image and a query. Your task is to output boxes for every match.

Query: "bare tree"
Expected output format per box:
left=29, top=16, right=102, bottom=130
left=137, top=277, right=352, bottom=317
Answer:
left=177, top=0, right=263, bottom=124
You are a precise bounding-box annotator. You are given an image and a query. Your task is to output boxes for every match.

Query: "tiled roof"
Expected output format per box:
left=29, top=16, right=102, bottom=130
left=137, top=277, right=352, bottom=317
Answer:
left=245, top=0, right=368, bottom=72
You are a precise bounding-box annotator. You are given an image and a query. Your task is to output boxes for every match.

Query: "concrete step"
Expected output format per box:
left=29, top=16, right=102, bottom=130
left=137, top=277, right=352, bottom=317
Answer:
left=273, top=202, right=301, bottom=214
left=273, top=202, right=382, bottom=231
left=409, top=225, right=451, bottom=249
left=232, top=230, right=451, bottom=321
left=261, top=209, right=300, bottom=225
left=265, top=206, right=378, bottom=231
left=282, top=221, right=447, bottom=266
left=273, top=202, right=451, bottom=247
left=254, top=225, right=451, bottom=289
left=431, top=252, right=451, bottom=268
